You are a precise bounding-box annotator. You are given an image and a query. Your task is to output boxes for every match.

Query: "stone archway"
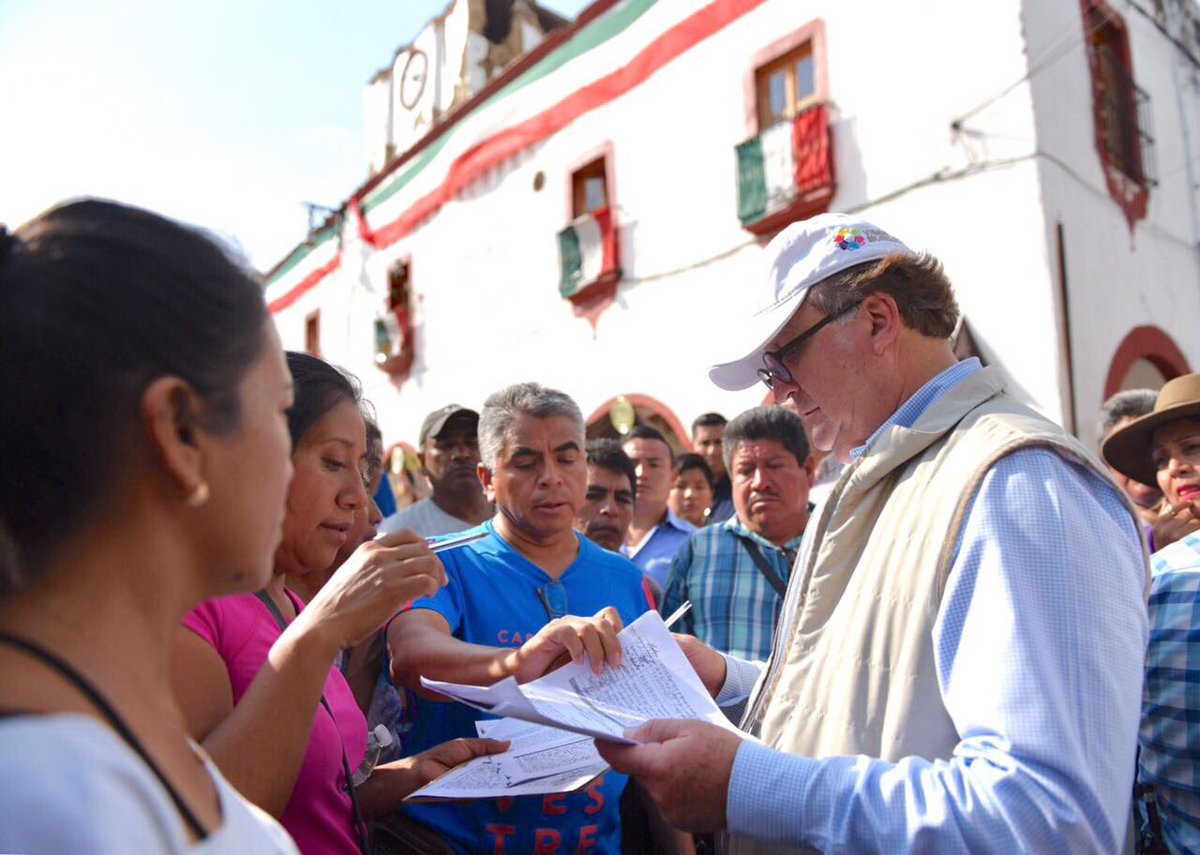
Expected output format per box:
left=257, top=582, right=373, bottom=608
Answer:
left=1104, top=325, right=1189, bottom=398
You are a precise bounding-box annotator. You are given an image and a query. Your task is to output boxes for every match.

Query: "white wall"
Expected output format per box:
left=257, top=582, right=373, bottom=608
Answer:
left=274, top=0, right=1197, bottom=452
left=1026, top=0, right=1200, bottom=449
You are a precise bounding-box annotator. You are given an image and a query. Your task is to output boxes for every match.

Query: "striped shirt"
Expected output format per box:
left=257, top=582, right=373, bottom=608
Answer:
left=1139, top=563, right=1200, bottom=853
left=661, top=516, right=806, bottom=662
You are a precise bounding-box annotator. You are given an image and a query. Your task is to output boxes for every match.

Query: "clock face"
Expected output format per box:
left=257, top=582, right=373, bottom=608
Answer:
left=399, top=49, right=428, bottom=111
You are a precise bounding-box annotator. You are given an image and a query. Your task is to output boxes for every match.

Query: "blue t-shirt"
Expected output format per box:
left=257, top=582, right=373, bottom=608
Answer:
left=400, top=520, right=653, bottom=855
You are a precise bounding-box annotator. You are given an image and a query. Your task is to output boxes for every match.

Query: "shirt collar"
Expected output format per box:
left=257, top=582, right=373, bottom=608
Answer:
left=850, top=358, right=982, bottom=460
left=725, top=510, right=809, bottom=551
left=663, top=507, right=696, bottom=533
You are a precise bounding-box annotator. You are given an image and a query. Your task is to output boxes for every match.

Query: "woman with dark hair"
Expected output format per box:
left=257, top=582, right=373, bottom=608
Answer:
left=668, top=453, right=716, bottom=528
left=0, top=199, right=297, bottom=851
left=172, top=351, right=503, bottom=854
left=287, top=416, right=386, bottom=606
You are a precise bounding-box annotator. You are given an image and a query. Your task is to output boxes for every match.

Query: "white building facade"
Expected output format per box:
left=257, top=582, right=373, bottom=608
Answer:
left=265, top=0, right=1200, bottom=453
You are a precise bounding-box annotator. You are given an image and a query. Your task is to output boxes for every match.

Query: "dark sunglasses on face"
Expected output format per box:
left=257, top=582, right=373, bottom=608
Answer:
left=757, top=300, right=862, bottom=391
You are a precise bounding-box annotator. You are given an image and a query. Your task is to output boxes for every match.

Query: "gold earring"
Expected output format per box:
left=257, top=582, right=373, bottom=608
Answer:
left=186, top=482, right=210, bottom=507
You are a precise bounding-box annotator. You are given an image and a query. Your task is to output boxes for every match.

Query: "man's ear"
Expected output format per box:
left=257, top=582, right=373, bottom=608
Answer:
left=140, top=376, right=210, bottom=501
left=477, top=462, right=496, bottom=503
left=417, top=449, right=429, bottom=476
left=803, top=454, right=817, bottom=483
left=861, top=292, right=901, bottom=356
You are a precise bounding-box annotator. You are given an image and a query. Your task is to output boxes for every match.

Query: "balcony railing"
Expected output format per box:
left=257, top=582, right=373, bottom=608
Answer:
left=558, top=207, right=620, bottom=300
left=736, top=102, right=835, bottom=235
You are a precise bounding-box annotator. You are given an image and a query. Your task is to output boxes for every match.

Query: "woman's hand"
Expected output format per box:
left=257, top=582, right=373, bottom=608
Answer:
left=500, top=607, right=624, bottom=682
left=405, top=738, right=510, bottom=788
left=1152, top=499, right=1200, bottom=552
left=359, top=738, right=510, bottom=816
left=293, top=528, right=448, bottom=652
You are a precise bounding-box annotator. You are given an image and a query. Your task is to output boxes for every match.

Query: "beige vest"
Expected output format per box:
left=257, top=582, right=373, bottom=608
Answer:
left=724, top=367, right=1146, bottom=855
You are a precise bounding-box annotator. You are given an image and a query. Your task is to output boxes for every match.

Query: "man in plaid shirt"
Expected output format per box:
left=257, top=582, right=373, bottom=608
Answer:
left=661, top=406, right=813, bottom=661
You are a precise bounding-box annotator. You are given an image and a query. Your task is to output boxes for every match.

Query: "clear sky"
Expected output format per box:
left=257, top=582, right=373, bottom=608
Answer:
left=0, top=0, right=591, bottom=270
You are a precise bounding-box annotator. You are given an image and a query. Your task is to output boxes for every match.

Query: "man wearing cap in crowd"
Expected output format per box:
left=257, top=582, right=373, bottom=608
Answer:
left=597, top=213, right=1150, bottom=852
left=379, top=404, right=492, bottom=537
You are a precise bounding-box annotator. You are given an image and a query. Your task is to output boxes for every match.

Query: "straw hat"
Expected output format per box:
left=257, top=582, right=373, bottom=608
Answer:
left=1101, top=372, right=1200, bottom=486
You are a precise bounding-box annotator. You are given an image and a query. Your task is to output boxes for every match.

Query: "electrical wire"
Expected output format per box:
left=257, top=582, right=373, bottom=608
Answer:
left=621, top=144, right=1196, bottom=288
left=952, top=7, right=1116, bottom=130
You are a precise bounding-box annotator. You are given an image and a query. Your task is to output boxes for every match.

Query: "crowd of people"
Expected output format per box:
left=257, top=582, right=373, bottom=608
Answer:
left=0, top=199, right=1196, bottom=855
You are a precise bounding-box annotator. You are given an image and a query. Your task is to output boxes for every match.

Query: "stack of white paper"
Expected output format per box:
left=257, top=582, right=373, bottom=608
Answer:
left=421, top=608, right=742, bottom=744
left=407, top=717, right=607, bottom=800
left=406, top=610, right=747, bottom=800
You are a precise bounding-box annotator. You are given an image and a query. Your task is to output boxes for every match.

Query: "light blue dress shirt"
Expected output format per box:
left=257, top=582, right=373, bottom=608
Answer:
left=622, top=508, right=696, bottom=589
left=716, top=359, right=1148, bottom=852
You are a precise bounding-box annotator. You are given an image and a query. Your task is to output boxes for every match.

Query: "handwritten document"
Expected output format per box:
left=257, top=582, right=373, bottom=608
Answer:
left=405, top=718, right=606, bottom=800
left=420, top=609, right=744, bottom=746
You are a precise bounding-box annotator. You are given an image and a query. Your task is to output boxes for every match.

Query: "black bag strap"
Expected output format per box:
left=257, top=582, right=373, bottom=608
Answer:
left=0, top=631, right=207, bottom=840
left=254, top=591, right=370, bottom=855
left=1133, top=746, right=1170, bottom=855
left=735, top=536, right=790, bottom=598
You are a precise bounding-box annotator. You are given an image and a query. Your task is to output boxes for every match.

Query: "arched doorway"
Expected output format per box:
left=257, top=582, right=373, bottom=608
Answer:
left=585, top=394, right=691, bottom=453
left=1104, top=325, right=1189, bottom=398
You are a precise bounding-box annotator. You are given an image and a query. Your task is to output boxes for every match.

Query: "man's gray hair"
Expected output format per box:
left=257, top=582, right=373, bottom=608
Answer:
left=478, top=382, right=585, bottom=469
left=723, top=405, right=810, bottom=471
left=1097, top=388, right=1158, bottom=445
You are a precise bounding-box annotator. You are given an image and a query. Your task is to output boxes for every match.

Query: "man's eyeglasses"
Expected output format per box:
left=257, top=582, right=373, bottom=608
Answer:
left=537, top=581, right=569, bottom=621
left=757, top=300, right=862, bottom=391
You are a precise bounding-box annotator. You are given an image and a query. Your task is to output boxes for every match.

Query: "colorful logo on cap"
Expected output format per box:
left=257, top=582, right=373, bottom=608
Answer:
left=833, top=228, right=866, bottom=250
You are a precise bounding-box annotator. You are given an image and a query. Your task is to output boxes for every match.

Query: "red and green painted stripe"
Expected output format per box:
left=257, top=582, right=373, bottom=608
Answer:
left=268, top=0, right=768, bottom=312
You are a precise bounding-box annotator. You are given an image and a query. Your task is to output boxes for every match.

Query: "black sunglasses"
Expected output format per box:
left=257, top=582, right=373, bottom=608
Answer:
left=757, top=300, right=862, bottom=391
left=537, top=581, right=568, bottom=621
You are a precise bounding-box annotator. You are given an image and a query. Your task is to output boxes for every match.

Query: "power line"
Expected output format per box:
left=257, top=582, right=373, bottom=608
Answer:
left=952, top=7, right=1115, bottom=130
left=623, top=147, right=1197, bottom=288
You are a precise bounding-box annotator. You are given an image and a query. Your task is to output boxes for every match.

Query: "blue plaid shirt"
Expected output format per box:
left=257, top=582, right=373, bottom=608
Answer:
left=716, top=359, right=1149, bottom=851
left=661, top=516, right=806, bottom=662
left=1152, top=531, right=1200, bottom=578
left=1140, top=563, right=1200, bottom=853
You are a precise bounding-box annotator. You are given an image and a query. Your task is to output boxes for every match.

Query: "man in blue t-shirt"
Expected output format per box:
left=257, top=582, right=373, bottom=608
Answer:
left=388, top=382, right=653, bottom=854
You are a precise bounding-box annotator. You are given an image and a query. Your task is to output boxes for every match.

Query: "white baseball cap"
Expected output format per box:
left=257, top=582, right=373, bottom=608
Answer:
left=709, top=213, right=910, bottom=391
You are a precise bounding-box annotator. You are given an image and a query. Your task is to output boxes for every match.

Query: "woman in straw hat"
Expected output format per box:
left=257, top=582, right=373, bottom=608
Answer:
left=1102, top=371, right=1200, bottom=854
left=1104, top=373, right=1200, bottom=548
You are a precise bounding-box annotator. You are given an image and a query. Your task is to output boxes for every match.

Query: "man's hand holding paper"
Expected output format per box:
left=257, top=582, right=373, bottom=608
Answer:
left=594, top=719, right=740, bottom=833
left=501, top=606, right=625, bottom=681
left=420, top=610, right=746, bottom=745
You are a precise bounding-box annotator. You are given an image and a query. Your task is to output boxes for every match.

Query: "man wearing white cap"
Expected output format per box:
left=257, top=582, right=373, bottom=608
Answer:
left=598, top=214, right=1150, bottom=852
